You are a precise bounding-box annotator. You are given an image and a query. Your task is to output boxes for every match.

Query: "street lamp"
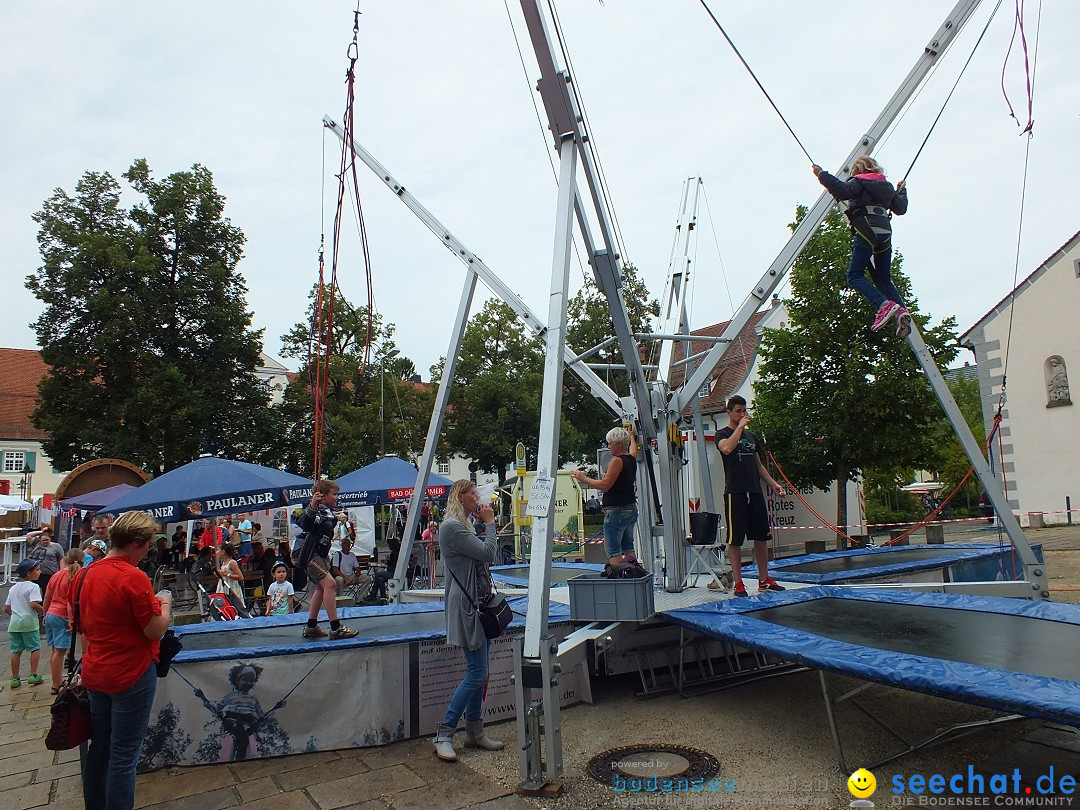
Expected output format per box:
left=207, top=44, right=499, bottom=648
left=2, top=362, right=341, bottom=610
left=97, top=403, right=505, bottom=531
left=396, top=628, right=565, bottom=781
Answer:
left=380, top=348, right=401, bottom=456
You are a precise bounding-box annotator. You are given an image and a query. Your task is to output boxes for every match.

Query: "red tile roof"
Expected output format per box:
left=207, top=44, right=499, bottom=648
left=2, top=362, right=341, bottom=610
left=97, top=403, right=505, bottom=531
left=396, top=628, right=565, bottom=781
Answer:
left=668, top=310, right=770, bottom=416
left=0, top=348, right=49, bottom=440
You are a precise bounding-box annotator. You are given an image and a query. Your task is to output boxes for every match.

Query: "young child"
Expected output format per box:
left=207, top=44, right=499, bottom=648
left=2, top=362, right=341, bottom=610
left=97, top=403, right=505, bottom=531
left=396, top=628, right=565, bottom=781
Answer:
left=265, top=563, right=295, bottom=616
left=812, top=156, right=911, bottom=336
left=5, top=559, right=45, bottom=688
left=43, top=548, right=83, bottom=694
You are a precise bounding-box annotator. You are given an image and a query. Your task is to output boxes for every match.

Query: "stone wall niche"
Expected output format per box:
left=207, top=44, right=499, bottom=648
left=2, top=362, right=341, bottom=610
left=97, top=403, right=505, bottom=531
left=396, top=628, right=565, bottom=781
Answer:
left=1045, top=355, right=1072, bottom=407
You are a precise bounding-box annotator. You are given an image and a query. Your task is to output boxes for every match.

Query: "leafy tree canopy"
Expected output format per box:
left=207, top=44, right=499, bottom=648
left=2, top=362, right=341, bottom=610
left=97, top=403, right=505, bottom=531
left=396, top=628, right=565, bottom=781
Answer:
left=278, top=290, right=431, bottom=477
left=563, top=263, right=659, bottom=465
left=752, top=205, right=959, bottom=531
left=436, top=299, right=550, bottom=482
left=434, top=264, right=657, bottom=481
left=936, top=372, right=988, bottom=510
left=27, top=160, right=278, bottom=474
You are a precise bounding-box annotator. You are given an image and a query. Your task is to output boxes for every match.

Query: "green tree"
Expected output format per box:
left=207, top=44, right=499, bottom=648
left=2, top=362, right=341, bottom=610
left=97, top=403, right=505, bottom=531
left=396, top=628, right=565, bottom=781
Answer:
left=563, top=263, right=659, bottom=462
left=27, top=161, right=278, bottom=475
left=752, top=206, right=959, bottom=539
left=937, top=372, right=987, bottom=512
left=278, top=290, right=431, bottom=477
left=432, top=265, right=655, bottom=480
left=437, top=299, right=570, bottom=484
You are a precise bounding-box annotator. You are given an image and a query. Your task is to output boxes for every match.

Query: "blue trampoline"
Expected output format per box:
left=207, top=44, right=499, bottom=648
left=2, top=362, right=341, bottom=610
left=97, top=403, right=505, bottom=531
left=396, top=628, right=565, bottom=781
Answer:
left=490, top=562, right=604, bottom=588
left=174, top=596, right=554, bottom=663
left=145, top=596, right=589, bottom=771
left=754, top=542, right=1043, bottom=585
left=663, top=587, right=1080, bottom=769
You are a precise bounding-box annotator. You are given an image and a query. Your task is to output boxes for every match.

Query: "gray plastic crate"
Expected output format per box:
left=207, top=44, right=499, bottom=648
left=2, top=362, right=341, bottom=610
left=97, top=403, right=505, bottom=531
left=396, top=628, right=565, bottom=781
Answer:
left=568, top=573, right=655, bottom=622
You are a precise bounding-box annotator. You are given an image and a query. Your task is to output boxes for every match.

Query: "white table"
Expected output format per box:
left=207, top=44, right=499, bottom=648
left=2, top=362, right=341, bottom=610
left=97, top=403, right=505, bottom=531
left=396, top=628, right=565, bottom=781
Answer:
left=0, top=534, right=28, bottom=585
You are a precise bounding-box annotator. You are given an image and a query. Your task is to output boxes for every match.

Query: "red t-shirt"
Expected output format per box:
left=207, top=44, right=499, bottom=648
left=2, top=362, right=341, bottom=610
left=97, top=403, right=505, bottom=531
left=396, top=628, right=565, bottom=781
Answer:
left=71, top=557, right=161, bottom=693
left=45, top=570, right=74, bottom=619
left=198, top=525, right=222, bottom=549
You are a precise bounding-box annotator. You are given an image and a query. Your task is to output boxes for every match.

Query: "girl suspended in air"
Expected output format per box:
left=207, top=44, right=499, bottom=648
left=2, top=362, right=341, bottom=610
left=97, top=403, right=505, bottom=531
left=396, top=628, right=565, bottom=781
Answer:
left=813, top=156, right=911, bottom=337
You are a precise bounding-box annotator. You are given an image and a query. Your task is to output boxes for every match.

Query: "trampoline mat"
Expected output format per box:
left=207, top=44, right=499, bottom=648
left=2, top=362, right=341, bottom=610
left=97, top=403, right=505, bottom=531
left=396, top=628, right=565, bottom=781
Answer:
left=778, top=548, right=967, bottom=574
left=178, top=610, right=447, bottom=652
left=748, top=598, right=1080, bottom=682
left=492, top=566, right=583, bottom=584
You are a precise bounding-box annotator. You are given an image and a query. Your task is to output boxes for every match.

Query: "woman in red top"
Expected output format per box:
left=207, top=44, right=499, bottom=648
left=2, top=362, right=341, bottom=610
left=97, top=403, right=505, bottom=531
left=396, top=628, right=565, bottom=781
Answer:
left=71, top=511, right=172, bottom=810
left=198, top=519, right=222, bottom=550
left=42, top=547, right=82, bottom=693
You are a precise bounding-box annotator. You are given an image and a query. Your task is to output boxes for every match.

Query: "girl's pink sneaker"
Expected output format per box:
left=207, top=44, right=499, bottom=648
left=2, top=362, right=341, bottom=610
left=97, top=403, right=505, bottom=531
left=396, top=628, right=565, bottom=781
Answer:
left=871, top=301, right=900, bottom=331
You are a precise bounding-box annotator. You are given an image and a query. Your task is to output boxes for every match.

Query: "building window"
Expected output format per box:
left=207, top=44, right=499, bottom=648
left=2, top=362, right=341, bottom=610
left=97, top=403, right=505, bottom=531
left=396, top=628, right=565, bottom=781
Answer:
left=437, top=462, right=451, bottom=475
left=2, top=452, right=25, bottom=474
left=698, top=381, right=711, bottom=399
left=272, top=511, right=289, bottom=538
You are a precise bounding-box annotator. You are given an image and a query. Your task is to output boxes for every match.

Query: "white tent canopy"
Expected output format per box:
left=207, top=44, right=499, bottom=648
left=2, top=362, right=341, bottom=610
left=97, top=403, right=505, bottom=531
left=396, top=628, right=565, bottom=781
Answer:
left=0, top=494, right=33, bottom=516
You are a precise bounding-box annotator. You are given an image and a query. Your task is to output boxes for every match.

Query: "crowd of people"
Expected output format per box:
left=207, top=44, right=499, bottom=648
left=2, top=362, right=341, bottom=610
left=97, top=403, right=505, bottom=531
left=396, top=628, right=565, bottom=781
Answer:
left=0, top=400, right=805, bottom=796
left=7, top=510, right=171, bottom=809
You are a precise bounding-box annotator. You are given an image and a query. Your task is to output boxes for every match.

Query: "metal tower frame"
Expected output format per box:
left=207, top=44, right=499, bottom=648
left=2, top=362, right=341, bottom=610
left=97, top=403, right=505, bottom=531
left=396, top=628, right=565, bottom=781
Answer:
left=327, top=0, right=1047, bottom=793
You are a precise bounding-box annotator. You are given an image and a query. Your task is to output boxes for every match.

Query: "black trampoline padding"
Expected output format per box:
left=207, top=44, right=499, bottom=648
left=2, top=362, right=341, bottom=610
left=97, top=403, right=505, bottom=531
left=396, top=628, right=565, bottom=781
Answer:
left=748, top=598, right=1080, bottom=682
left=178, top=610, right=448, bottom=652
left=779, top=548, right=962, bottom=574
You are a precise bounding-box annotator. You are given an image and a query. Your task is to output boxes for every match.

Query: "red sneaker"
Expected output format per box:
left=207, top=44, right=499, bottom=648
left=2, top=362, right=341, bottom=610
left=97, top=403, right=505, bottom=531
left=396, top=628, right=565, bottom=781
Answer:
left=758, top=577, right=786, bottom=593
left=733, top=581, right=749, bottom=598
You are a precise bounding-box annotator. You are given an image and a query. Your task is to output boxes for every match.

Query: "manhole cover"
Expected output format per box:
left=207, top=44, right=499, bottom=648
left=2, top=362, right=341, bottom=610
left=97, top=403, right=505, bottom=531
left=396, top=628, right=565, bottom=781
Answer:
left=586, top=744, right=720, bottom=789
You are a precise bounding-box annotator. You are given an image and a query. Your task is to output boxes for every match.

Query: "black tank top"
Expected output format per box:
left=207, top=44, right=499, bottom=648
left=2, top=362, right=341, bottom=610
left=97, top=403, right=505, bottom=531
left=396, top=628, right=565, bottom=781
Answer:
left=603, top=454, right=637, bottom=508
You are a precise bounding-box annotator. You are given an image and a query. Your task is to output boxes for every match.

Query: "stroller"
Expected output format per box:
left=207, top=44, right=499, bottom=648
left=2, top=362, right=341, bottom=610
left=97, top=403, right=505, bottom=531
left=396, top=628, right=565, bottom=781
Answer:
left=189, top=556, right=251, bottom=621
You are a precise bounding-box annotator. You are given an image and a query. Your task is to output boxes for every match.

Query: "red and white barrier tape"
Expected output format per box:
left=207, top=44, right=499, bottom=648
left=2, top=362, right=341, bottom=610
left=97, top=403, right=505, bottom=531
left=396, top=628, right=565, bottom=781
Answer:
left=771, top=510, right=1080, bottom=531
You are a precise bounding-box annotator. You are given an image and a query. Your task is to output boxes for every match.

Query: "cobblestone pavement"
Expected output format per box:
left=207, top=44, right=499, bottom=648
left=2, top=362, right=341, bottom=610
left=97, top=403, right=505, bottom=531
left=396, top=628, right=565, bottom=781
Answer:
left=1, top=524, right=1078, bottom=808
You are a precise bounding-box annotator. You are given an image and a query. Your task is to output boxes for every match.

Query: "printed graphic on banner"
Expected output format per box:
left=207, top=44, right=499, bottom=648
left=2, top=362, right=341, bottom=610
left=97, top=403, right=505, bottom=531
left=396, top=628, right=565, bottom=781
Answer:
left=413, top=622, right=591, bottom=736
left=142, top=645, right=410, bottom=769
left=141, top=619, right=590, bottom=771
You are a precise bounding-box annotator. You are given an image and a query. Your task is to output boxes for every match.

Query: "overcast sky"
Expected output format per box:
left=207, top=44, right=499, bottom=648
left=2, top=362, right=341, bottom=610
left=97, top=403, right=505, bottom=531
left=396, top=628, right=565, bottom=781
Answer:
left=3, top=1, right=1077, bottom=378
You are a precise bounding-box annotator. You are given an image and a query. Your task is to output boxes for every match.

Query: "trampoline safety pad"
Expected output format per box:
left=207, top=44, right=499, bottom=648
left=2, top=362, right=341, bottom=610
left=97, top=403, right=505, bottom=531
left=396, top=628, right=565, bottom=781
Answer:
left=663, top=586, right=1080, bottom=726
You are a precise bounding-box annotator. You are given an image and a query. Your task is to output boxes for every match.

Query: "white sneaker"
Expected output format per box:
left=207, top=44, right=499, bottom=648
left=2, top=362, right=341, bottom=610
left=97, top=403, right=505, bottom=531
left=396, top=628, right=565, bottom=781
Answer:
left=895, top=307, right=912, bottom=338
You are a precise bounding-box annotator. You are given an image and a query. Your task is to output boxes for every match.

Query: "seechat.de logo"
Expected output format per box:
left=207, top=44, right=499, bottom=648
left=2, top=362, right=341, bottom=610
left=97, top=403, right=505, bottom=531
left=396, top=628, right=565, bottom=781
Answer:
left=849, top=768, right=877, bottom=799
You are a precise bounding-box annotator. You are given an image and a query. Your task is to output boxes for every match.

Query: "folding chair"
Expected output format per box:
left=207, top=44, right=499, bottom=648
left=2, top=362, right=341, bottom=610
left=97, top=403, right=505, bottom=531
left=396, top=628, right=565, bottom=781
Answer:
left=682, top=512, right=731, bottom=590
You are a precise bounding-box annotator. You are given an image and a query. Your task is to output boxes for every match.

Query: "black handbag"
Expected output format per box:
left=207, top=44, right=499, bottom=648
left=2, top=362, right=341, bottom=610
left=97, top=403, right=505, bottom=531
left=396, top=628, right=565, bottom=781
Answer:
left=45, top=664, right=91, bottom=751
left=46, top=571, right=92, bottom=750
left=477, top=592, right=513, bottom=639
left=449, top=568, right=513, bottom=640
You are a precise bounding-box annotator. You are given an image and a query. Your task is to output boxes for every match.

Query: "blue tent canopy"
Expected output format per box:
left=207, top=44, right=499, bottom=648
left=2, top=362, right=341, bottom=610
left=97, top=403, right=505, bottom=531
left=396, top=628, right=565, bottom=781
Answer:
left=98, top=457, right=312, bottom=522
left=335, top=457, right=453, bottom=507
left=59, top=482, right=138, bottom=512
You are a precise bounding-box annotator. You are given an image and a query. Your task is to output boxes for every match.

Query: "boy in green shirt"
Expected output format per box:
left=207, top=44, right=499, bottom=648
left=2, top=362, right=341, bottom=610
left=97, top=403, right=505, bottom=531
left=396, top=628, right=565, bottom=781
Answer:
left=5, top=559, right=45, bottom=687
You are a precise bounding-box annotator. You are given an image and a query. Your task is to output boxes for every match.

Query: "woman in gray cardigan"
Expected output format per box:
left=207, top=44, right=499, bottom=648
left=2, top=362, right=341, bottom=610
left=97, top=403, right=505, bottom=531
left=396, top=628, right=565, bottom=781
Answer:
left=433, top=479, right=504, bottom=762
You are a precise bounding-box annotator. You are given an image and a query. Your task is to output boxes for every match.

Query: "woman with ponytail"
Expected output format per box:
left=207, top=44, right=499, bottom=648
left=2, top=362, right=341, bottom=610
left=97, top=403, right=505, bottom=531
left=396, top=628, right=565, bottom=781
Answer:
left=43, top=547, right=84, bottom=694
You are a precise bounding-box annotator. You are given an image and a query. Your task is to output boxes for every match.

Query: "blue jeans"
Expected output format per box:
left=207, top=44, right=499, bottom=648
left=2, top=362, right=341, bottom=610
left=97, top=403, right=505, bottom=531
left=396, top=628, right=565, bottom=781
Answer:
left=847, top=233, right=903, bottom=311
left=84, top=664, right=157, bottom=810
left=442, top=638, right=489, bottom=726
left=603, top=507, right=639, bottom=558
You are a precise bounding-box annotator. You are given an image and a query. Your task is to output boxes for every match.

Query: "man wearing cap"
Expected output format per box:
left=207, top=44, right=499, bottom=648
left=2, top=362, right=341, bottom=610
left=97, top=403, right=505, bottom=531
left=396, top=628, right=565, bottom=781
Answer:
left=83, top=538, right=108, bottom=567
